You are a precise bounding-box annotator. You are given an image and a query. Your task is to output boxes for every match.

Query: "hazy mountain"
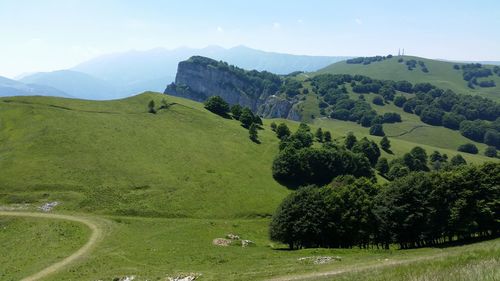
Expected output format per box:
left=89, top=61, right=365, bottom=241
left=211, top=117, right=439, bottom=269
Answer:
left=72, top=45, right=349, bottom=95
left=0, top=75, right=70, bottom=98
left=20, top=70, right=119, bottom=100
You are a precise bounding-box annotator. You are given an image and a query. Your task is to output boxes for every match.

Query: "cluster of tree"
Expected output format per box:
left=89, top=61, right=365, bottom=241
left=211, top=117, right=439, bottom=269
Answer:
left=494, top=66, right=500, bottom=76
left=459, top=63, right=496, bottom=88
left=405, top=60, right=428, bottom=72
left=346, top=55, right=392, bottom=65
left=147, top=99, right=170, bottom=114
left=391, top=85, right=500, bottom=146
left=204, top=96, right=262, bottom=142
left=271, top=124, right=373, bottom=187
left=457, top=143, right=479, bottom=154
left=377, top=146, right=469, bottom=179
left=270, top=162, right=499, bottom=249
left=309, top=75, right=401, bottom=128
left=280, top=78, right=303, bottom=97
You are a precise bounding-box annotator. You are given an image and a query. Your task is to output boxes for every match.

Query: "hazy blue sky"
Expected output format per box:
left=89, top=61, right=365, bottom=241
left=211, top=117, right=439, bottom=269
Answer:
left=1, top=0, right=499, bottom=78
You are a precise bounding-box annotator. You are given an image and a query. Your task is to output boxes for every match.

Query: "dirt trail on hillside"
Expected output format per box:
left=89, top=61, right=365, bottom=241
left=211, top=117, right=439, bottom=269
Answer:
left=265, top=253, right=447, bottom=281
left=0, top=211, right=103, bottom=281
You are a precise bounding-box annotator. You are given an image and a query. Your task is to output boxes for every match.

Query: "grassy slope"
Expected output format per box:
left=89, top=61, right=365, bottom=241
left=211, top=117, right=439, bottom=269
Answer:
left=315, top=56, right=500, bottom=102
left=0, top=216, right=90, bottom=281
left=0, top=93, right=498, bottom=280
left=0, top=92, right=288, bottom=219
left=40, top=215, right=499, bottom=281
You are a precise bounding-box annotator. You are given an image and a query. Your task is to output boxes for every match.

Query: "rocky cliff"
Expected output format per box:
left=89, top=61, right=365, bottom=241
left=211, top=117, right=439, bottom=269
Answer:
left=165, top=56, right=301, bottom=120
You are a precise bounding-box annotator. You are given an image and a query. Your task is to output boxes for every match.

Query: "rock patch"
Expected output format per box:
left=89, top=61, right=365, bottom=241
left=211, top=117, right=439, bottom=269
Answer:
left=298, top=256, right=342, bottom=264
left=39, top=201, right=59, bottom=212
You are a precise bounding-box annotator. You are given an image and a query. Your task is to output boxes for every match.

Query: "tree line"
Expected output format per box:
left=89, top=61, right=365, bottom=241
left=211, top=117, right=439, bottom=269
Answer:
left=270, top=162, right=499, bottom=250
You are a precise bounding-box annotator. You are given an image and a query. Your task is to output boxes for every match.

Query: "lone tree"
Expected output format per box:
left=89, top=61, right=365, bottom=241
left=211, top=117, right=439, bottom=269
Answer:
left=450, top=154, right=467, bottom=166
left=315, top=128, right=324, bottom=142
left=345, top=132, right=357, bottom=149
left=276, top=123, right=291, bottom=140
left=369, top=124, right=385, bottom=136
left=204, top=96, right=229, bottom=116
left=376, top=157, right=390, bottom=175
left=239, top=108, right=255, bottom=128
left=380, top=136, right=391, bottom=151
left=270, top=122, right=277, bottom=132
left=485, top=146, right=497, bottom=158
left=231, top=104, right=243, bottom=120
left=249, top=123, right=259, bottom=143
left=148, top=100, right=156, bottom=114
left=323, top=131, right=332, bottom=142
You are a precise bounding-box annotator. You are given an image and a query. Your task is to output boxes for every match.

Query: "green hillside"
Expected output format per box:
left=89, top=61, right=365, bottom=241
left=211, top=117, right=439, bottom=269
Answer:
left=0, top=92, right=495, bottom=220
left=316, top=56, right=500, bottom=102
left=0, top=92, right=288, bottom=218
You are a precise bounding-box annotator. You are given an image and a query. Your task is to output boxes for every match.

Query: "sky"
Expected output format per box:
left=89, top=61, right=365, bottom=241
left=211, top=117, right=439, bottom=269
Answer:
left=0, top=0, right=499, bottom=78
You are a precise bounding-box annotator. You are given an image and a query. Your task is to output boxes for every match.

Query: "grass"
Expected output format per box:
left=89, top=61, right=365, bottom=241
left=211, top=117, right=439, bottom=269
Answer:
left=0, top=92, right=289, bottom=219
left=35, top=215, right=498, bottom=281
left=315, top=56, right=500, bottom=102
left=314, top=239, right=500, bottom=281
left=0, top=93, right=498, bottom=280
left=0, top=216, right=90, bottom=281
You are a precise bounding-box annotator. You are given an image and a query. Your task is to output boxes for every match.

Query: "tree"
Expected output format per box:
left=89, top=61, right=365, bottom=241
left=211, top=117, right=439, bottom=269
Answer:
left=253, top=115, right=263, bottom=126
left=230, top=104, right=243, bottom=120
left=249, top=123, right=259, bottom=143
left=270, top=122, right=277, bottom=132
left=148, top=100, right=156, bottom=114
left=376, top=158, right=389, bottom=174
left=403, top=146, right=429, bottom=171
left=276, top=123, right=291, bottom=140
left=420, top=107, right=444, bottom=125
left=369, top=124, right=385, bottom=136
left=450, top=154, right=467, bottom=166
left=372, top=95, right=384, bottom=105
left=387, top=163, right=410, bottom=180
left=484, top=146, right=497, bottom=158
left=159, top=98, right=170, bottom=109
left=352, top=137, right=381, bottom=166
left=345, top=132, right=357, bottom=149
left=457, top=143, right=479, bottom=154
left=394, top=95, right=407, bottom=107
left=204, top=96, right=229, bottom=116
left=380, top=136, right=391, bottom=151
left=442, top=113, right=464, bottom=130
left=484, top=130, right=500, bottom=149
left=239, top=108, right=254, bottom=128
left=315, top=128, right=324, bottom=142
left=269, top=187, right=329, bottom=249
left=324, top=131, right=332, bottom=142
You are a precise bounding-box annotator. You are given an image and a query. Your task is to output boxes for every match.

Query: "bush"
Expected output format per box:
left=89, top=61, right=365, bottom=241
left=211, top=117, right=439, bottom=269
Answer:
left=276, top=123, right=291, bottom=140
left=352, top=137, right=381, bottom=165
left=457, top=143, right=479, bottom=154
left=376, top=157, right=389, bottom=174
left=380, top=136, right=391, bottom=151
left=239, top=108, right=254, bottom=128
left=369, top=124, right=385, bottom=136
left=372, top=96, right=384, bottom=105
left=393, top=95, right=407, bottom=107
left=484, top=146, right=497, bottom=158
left=270, top=187, right=329, bottom=249
left=204, top=96, right=229, bottom=116
left=148, top=100, right=156, bottom=114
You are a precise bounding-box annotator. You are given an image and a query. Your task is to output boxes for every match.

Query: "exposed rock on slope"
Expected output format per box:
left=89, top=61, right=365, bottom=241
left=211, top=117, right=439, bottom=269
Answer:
left=165, top=56, right=301, bottom=120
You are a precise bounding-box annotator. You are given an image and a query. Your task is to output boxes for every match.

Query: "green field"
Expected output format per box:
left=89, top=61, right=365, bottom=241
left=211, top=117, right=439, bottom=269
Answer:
left=0, top=216, right=90, bottom=281
left=0, top=92, right=498, bottom=280
left=315, top=56, right=500, bottom=102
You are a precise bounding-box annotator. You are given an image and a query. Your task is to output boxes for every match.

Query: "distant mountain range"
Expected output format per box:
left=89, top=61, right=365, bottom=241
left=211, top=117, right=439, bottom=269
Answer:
left=1, top=46, right=349, bottom=100
left=0, top=75, right=70, bottom=98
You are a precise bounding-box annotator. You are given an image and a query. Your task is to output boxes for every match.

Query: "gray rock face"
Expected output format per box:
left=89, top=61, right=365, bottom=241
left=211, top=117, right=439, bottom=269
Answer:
left=257, top=95, right=301, bottom=121
left=165, top=57, right=301, bottom=120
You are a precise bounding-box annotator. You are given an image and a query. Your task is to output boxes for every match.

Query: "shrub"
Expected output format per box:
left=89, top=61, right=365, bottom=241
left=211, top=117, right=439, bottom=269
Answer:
left=369, top=124, right=385, bottom=136
left=457, top=143, right=479, bottom=154
left=204, top=96, right=229, bottom=116
left=372, top=96, right=384, bottom=105
left=484, top=146, right=497, bottom=158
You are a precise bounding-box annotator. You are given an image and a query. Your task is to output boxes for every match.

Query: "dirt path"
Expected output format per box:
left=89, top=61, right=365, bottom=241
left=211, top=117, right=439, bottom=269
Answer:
left=0, top=211, right=103, bottom=281
left=387, top=125, right=429, bottom=138
left=266, top=254, right=447, bottom=281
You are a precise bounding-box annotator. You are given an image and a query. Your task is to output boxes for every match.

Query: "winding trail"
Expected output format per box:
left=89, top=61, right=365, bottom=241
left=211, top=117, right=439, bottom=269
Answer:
left=0, top=211, right=103, bottom=281
left=387, top=125, right=429, bottom=138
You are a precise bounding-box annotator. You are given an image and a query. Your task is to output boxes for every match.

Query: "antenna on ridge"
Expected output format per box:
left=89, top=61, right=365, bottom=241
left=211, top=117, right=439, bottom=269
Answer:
left=398, top=48, right=401, bottom=56
left=402, top=48, right=405, bottom=56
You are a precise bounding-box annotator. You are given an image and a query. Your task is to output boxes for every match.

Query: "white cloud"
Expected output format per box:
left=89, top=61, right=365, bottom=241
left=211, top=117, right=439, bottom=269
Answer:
left=273, top=22, right=281, bottom=30
left=355, top=18, right=363, bottom=25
